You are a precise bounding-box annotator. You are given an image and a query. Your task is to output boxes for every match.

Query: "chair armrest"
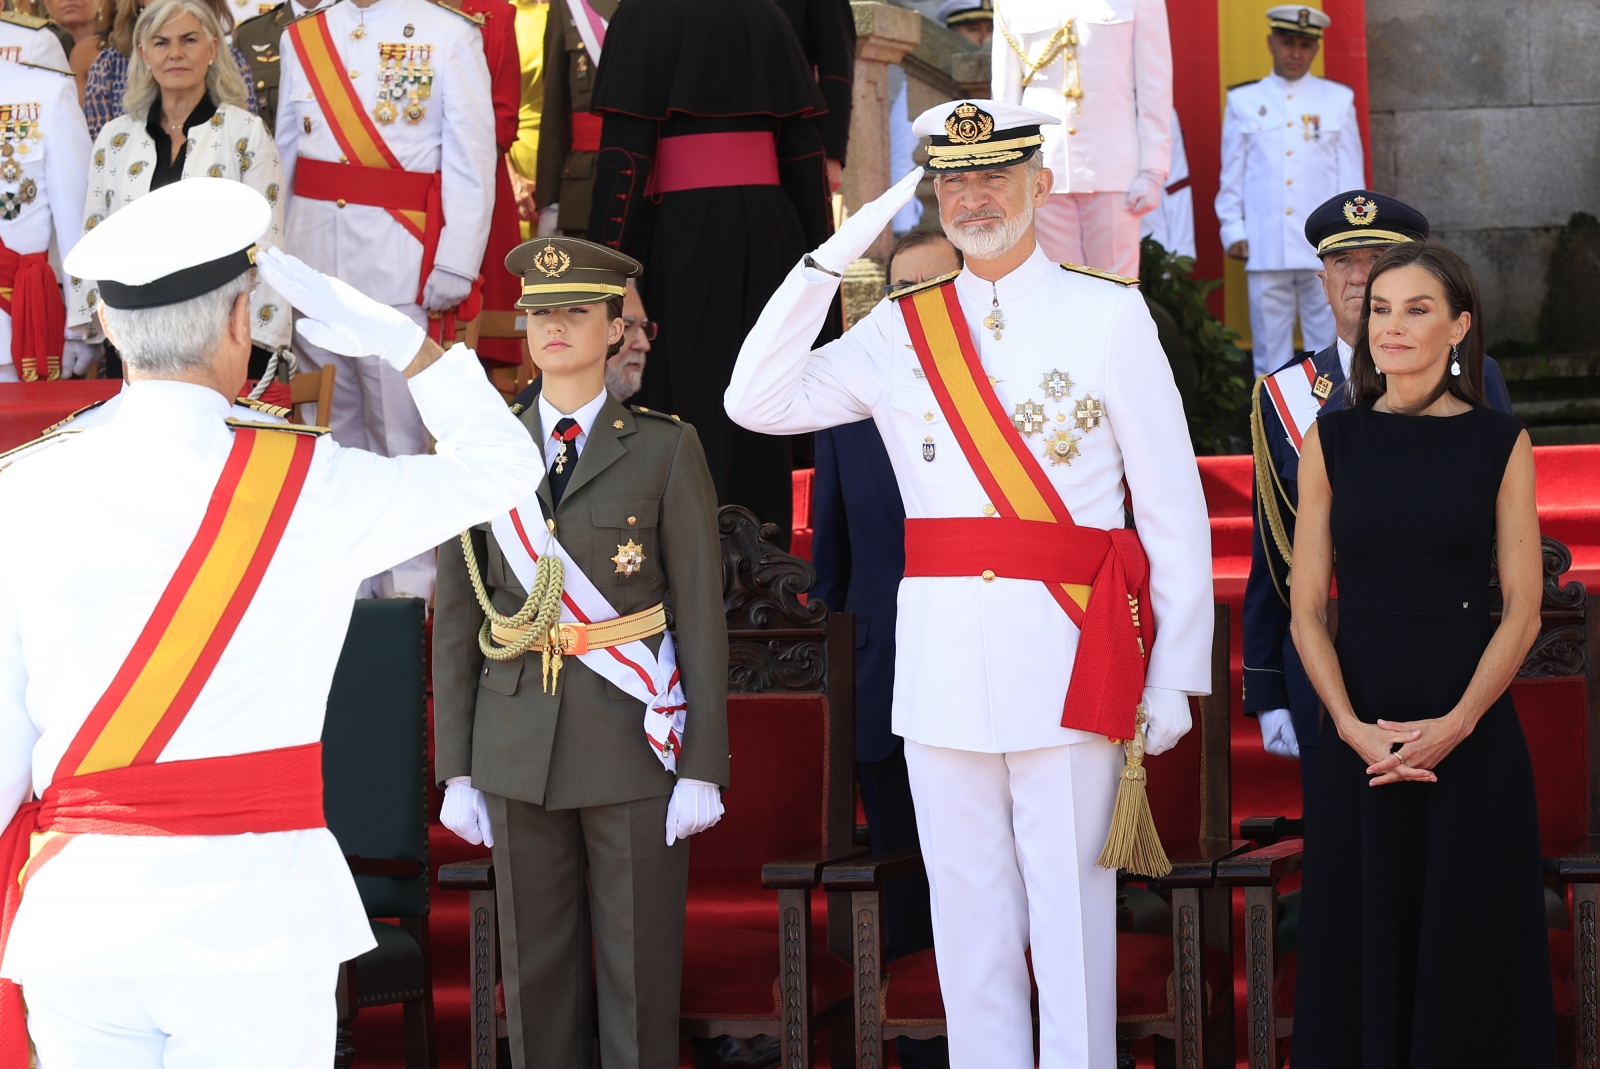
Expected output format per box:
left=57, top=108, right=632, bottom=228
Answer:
left=1239, top=815, right=1303, bottom=847
left=760, top=845, right=871, bottom=889
left=1216, top=838, right=1304, bottom=887
left=1556, top=836, right=1600, bottom=882
left=819, top=847, right=926, bottom=892
left=1153, top=839, right=1253, bottom=888
left=439, top=857, right=496, bottom=891
left=345, top=855, right=425, bottom=879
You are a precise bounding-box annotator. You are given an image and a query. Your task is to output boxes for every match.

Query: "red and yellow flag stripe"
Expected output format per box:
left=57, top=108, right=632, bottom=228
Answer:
left=898, top=282, right=1091, bottom=624
left=53, top=429, right=315, bottom=781
left=287, top=14, right=428, bottom=242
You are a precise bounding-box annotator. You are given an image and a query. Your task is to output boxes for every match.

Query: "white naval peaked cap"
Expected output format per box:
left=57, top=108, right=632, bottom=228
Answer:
left=63, top=177, right=271, bottom=310
left=1265, top=5, right=1330, bottom=38
left=911, top=99, right=1058, bottom=173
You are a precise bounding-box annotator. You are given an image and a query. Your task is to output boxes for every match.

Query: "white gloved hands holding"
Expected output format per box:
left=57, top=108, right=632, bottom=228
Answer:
left=256, top=247, right=426, bottom=372
left=62, top=338, right=102, bottom=378
left=421, top=266, right=475, bottom=313
left=440, top=777, right=494, bottom=847
left=665, top=777, right=724, bottom=846
left=1258, top=708, right=1300, bottom=760
left=1141, top=686, right=1193, bottom=757
left=806, top=166, right=925, bottom=277
left=1126, top=171, right=1164, bottom=217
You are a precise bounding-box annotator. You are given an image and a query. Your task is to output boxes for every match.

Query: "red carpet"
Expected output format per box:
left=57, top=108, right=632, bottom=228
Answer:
left=356, top=447, right=1600, bottom=1068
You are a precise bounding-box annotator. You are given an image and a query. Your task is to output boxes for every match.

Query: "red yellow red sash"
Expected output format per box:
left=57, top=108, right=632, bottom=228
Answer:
left=896, top=280, right=1151, bottom=739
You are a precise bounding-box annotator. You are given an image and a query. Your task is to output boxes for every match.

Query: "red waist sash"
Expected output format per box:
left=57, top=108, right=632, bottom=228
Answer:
left=903, top=517, right=1150, bottom=739
left=294, top=156, right=444, bottom=307
left=651, top=132, right=779, bottom=194
left=0, top=744, right=326, bottom=1063
left=0, top=235, right=64, bottom=382
left=570, top=110, right=603, bottom=153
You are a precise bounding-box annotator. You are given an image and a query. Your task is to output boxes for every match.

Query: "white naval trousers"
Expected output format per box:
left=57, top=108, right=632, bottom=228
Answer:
left=24, top=966, right=338, bottom=1069
left=905, top=737, right=1123, bottom=1069
left=1033, top=192, right=1144, bottom=279
left=1246, top=269, right=1336, bottom=378
left=295, top=301, right=436, bottom=601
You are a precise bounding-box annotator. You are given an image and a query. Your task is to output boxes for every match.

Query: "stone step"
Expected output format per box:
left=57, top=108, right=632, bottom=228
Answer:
left=1528, top=424, right=1600, bottom=446
left=1509, top=397, right=1600, bottom=426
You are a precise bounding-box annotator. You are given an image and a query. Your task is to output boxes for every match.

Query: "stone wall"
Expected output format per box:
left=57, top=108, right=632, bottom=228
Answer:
left=1366, top=0, right=1600, bottom=346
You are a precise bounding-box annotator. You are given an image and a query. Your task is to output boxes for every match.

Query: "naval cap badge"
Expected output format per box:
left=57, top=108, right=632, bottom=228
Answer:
left=1342, top=195, right=1379, bottom=227
left=944, top=102, right=995, bottom=146
left=533, top=242, right=573, bottom=278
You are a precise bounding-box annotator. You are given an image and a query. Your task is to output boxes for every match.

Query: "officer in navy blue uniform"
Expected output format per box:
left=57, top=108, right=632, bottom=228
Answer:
left=1244, top=190, right=1514, bottom=798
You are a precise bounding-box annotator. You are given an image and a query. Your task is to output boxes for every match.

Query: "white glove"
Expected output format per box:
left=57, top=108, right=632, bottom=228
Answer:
left=1126, top=172, right=1163, bottom=217
left=256, top=247, right=425, bottom=372
left=421, top=266, right=475, bottom=313
left=440, top=778, right=494, bottom=847
left=1141, top=686, right=1193, bottom=757
left=537, top=203, right=561, bottom=238
left=62, top=338, right=102, bottom=378
left=807, top=166, right=925, bottom=276
left=665, top=777, right=724, bottom=846
left=1258, top=707, right=1300, bottom=760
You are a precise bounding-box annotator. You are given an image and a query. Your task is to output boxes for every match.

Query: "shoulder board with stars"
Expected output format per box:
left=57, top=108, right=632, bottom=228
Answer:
left=18, top=60, right=70, bottom=76
left=235, top=396, right=292, bottom=420
left=629, top=406, right=682, bottom=423
left=1059, top=262, right=1138, bottom=287
left=886, top=269, right=962, bottom=303
left=225, top=418, right=329, bottom=436
left=40, top=398, right=108, bottom=434
left=430, top=2, right=485, bottom=26
left=0, top=11, right=50, bottom=29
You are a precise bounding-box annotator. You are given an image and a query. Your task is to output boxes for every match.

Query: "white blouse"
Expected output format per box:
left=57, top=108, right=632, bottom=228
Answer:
left=71, top=101, right=290, bottom=350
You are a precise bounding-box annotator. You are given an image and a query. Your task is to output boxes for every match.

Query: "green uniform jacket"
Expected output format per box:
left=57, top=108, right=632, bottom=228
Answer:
left=433, top=392, right=729, bottom=810
left=234, top=0, right=309, bottom=136
left=531, top=0, right=616, bottom=235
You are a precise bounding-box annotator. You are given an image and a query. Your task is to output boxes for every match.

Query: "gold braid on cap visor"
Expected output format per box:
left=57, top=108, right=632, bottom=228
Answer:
left=1314, top=229, right=1415, bottom=256
left=520, top=282, right=628, bottom=297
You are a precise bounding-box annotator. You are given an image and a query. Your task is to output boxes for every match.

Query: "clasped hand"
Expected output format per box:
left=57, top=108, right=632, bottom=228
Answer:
left=1346, top=712, right=1470, bottom=786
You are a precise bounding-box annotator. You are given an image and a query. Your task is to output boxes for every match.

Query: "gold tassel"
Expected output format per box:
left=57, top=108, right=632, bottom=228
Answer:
left=1096, top=705, right=1172, bottom=879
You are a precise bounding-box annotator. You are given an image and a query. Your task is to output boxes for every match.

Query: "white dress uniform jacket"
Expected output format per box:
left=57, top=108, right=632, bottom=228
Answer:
left=0, top=344, right=543, bottom=978
left=0, top=20, right=70, bottom=71
left=69, top=104, right=290, bottom=349
left=727, top=245, right=1213, bottom=753
left=275, top=0, right=495, bottom=306
left=991, top=0, right=1171, bottom=194
left=1140, top=106, right=1192, bottom=259
left=0, top=61, right=88, bottom=371
left=1216, top=73, right=1363, bottom=272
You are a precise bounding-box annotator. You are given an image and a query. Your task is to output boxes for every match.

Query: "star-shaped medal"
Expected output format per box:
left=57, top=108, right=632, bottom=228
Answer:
left=1011, top=399, right=1046, bottom=437
left=1040, top=370, right=1074, bottom=401
left=1043, top=428, right=1081, bottom=466
left=612, top=539, right=646, bottom=577
left=1072, top=396, right=1104, bottom=432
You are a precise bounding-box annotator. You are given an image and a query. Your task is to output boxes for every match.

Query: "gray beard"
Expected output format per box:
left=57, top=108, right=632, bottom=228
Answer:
left=942, top=201, right=1034, bottom=260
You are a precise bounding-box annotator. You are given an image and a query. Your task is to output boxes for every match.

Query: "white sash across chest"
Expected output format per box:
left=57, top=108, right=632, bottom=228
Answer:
left=490, top=496, right=686, bottom=772
left=1262, top=359, right=1327, bottom=457
left=568, top=0, right=607, bottom=61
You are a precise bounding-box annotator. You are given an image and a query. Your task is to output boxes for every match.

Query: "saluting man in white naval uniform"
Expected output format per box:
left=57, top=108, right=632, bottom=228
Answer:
left=275, top=0, right=495, bottom=599
left=726, top=100, right=1214, bottom=1069
left=0, top=59, right=91, bottom=383
left=1216, top=4, right=1363, bottom=378
left=990, top=0, right=1172, bottom=279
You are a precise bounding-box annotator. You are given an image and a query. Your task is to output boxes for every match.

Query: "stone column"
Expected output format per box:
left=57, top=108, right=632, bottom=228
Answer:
left=843, top=1, right=921, bottom=263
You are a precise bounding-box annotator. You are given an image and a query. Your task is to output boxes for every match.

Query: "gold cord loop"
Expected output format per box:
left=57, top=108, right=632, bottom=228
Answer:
left=458, top=530, right=567, bottom=692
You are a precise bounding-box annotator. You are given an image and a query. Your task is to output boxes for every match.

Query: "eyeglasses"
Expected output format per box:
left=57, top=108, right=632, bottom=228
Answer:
left=621, top=316, right=658, bottom=341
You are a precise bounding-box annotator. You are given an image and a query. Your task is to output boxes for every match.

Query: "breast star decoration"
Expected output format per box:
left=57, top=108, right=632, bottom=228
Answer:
left=1040, top=369, right=1074, bottom=401
left=1011, top=399, right=1046, bottom=437
left=1043, top=428, right=1081, bottom=466
left=612, top=539, right=646, bottom=577
left=1072, top=395, right=1104, bottom=433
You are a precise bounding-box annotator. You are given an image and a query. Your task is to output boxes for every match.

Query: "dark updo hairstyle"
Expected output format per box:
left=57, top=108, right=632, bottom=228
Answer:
left=1347, top=240, right=1484, bottom=414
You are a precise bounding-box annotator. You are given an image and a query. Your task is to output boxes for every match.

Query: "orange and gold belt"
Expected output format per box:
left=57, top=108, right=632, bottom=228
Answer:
left=490, top=602, right=665, bottom=656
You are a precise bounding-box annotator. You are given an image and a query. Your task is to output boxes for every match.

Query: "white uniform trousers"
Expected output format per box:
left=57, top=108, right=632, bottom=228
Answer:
left=905, top=737, right=1122, bottom=1069
left=24, top=966, right=338, bottom=1069
left=1246, top=269, right=1336, bottom=378
left=1033, top=192, right=1143, bottom=278
left=296, top=302, right=436, bottom=600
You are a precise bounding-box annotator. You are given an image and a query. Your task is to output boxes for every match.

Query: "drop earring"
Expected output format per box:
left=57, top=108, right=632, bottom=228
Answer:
left=1450, top=344, right=1461, bottom=377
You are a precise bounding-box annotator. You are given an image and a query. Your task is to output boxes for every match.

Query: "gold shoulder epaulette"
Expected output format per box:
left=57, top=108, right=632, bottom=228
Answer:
left=18, top=60, right=70, bottom=75
left=226, top=417, right=330, bottom=436
left=1059, top=262, right=1138, bottom=287
left=236, top=396, right=292, bottom=419
left=887, top=269, right=962, bottom=302
left=430, top=1, right=484, bottom=25
left=0, top=11, right=50, bottom=29
left=40, top=398, right=108, bottom=434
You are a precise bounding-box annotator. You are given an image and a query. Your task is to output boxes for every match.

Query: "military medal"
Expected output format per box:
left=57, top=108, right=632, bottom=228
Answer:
left=1011, top=399, right=1046, bottom=437
left=1072, top=395, right=1103, bottom=432
left=1043, top=428, right=1081, bottom=466
left=612, top=539, right=645, bottom=577
left=1312, top=373, right=1334, bottom=401
left=1040, top=369, right=1074, bottom=401
left=553, top=440, right=570, bottom=475
left=0, top=156, right=17, bottom=183
left=984, top=283, right=1004, bottom=340
left=922, top=436, right=935, bottom=462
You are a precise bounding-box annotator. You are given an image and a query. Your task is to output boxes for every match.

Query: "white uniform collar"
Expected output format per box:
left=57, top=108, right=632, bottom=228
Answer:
left=113, top=380, right=235, bottom=429
left=953, top=242, right=1054, bottom=309
left=1266, top=72, right=1309, bottom=92
left=1337, top=336, right=1353, bottom=379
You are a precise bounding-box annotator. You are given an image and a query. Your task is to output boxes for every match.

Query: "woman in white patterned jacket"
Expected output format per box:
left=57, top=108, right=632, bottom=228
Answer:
left=71, top=0, right=287, bottom=376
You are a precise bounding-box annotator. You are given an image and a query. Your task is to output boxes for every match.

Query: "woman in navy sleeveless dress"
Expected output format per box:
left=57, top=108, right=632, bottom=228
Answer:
left=1287, top=241, right=1554, bottom=1067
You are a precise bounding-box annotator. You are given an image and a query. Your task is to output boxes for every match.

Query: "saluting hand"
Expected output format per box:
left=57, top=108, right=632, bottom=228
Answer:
left=256, top=247, right=426, bottom=372
left=807, top=166, right=925, bottom=277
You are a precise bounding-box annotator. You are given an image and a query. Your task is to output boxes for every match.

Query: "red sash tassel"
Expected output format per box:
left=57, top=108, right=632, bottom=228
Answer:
left=904, top=517, right=1150, bottom=738
left=0, top=237, right=65, bottom=382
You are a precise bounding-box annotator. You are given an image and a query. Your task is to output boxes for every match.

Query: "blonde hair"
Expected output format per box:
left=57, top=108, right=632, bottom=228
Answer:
left=123, top=0, right=245, bottom=119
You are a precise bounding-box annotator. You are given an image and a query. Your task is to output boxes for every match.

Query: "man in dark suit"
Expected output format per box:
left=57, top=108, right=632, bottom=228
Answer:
left=1245, top=190, right=1514, bottom=797
left=433, top=237, right=728, bottom=1069
left=809, top=231, right=958, bottom=1069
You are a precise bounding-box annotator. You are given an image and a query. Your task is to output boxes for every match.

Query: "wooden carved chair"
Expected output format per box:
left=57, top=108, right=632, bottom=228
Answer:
left=289, top=363, right=336, bottom=427
left=1219, top=535, right=1599, bottom=1068
left=820, top=603, right=1244, bottom=1069
left=322, top=596, right=437, bottom=1069
left=439, top=505, right=865, bottom=1069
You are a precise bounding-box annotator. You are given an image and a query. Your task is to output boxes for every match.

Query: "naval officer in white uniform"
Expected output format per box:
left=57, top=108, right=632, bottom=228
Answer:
left=1216, top=4, right=1363, bottom=377
left=726, top=100, right=1213, bottom=1069
left=990, top=0, right=1172, bottom=279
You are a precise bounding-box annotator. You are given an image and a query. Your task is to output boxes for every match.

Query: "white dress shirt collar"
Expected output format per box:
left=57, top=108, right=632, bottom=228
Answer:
left=1337, top=336, right=1353, bottom=380
left=1265, top=72, right=1308, bottom=93
left=537, top=386, right=609, bottom=468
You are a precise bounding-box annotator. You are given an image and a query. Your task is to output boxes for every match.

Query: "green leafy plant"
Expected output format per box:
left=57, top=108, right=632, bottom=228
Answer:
left=1139, top=238, right=1252, bottom=455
